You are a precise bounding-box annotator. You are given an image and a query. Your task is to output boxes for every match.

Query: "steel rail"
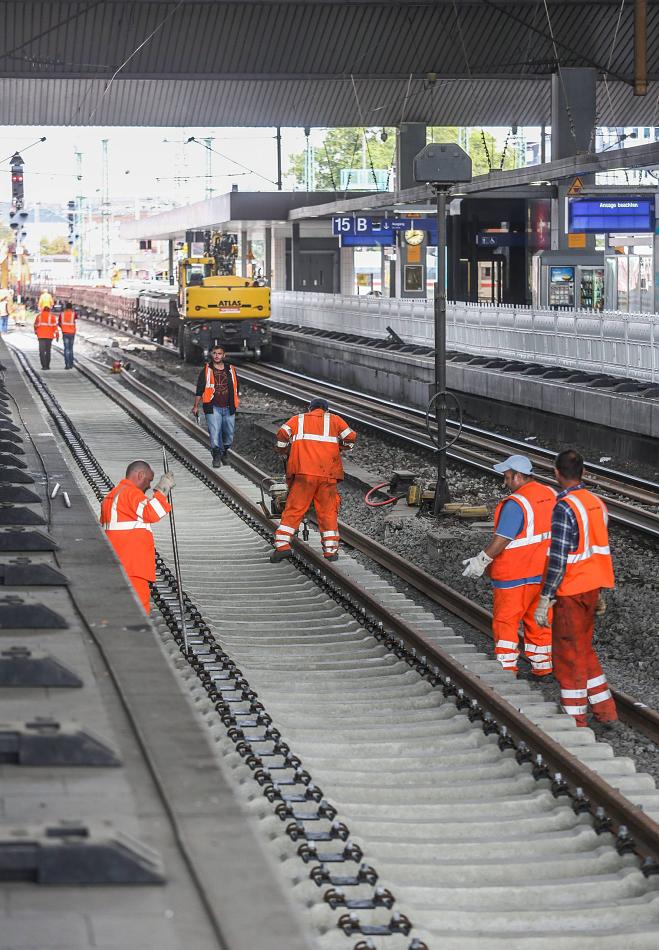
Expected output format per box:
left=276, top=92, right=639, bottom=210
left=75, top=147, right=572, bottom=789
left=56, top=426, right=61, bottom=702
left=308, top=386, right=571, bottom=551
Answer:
left=65, top=355, right=659, bottom=857
left=233, top=362, right=659, bottom=539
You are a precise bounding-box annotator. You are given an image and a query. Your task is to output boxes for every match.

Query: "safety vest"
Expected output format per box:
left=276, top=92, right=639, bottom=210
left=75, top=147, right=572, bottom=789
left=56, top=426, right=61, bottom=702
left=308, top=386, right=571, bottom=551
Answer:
left=38, top=292, right=53, bottom=310
left=59, top=309, right=76, bottom=334
left=556, top=488, right=615, bottom=596
left=490, top=481, right=557, bottom=581
left=202, top=363, right=240, bottom=409
left=100, top=479, right=171, bottom=582
left=276, top=409, right=356, bottom=480
left=34, top=310, right=59, bottom=339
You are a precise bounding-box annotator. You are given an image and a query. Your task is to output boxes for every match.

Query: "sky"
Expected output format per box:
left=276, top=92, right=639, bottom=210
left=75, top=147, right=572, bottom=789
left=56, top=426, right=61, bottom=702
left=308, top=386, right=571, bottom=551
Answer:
left=0, top=126, right=314, bottom=214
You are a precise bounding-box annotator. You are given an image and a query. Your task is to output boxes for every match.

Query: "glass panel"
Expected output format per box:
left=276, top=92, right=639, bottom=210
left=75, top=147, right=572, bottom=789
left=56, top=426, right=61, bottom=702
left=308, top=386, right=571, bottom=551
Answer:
left=604, top=256, right=618, bottom=310
left=639, top=255, right=653, bottom=313
left=628, top=255, right=640, bottom=312
left=617, top=257, right=629, bottom=312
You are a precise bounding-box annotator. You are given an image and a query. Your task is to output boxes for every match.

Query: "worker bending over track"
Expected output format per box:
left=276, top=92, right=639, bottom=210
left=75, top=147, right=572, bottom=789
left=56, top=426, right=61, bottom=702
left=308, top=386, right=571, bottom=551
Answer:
left=462, top=454, right=556, bottom=677
left=100, top=460, right=174, bottom=614
left=535, top=449, right=618, bottom=728
left=271, top=397, right=356, bottom=563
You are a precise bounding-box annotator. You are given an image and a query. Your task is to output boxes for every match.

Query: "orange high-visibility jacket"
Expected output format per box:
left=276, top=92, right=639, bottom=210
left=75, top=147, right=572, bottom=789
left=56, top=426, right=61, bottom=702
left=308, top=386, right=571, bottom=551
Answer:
left=201, top=363, right=240, bottom=409
left=100, top=479, right=171, bottom=582
left=276, top=408, right=356, bottom=480
left=490, top=481, right=557, bottom=582
left=59, top=309, right=77, bottom=335
left=37, top=292, right=53, bottom=310
left=34, top=310, right=59, bottom=339
left=556, top=488, right=615, bottom=596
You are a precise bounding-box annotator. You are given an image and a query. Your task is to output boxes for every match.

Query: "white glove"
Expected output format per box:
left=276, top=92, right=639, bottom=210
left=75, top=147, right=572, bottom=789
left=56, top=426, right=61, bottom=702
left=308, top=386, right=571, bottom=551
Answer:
left=461, top=550, right=493, bottom=578
left=534, top=594, right=553, bottom=628
left=154, top=472, right=175, bottom=494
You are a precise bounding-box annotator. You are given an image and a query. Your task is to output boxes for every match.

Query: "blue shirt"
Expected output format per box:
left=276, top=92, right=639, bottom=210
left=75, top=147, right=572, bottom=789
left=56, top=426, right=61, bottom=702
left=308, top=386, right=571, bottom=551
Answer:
left=541, top=484, right=584, bottom=598
left=491, top=497, right=543, bottom=589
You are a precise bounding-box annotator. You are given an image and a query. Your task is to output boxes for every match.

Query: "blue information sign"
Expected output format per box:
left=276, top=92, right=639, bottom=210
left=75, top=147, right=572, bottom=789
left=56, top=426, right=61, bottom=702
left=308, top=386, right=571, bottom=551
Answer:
left=568, top=196, right=655, bottom=233
left=332, top=215, right=437, bottom=237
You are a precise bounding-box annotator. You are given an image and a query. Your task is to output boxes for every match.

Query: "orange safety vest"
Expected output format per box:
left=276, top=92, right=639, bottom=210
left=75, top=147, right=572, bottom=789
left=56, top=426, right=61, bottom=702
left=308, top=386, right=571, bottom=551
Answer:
left=490, top=481, right=557, bottom=582
left=59, top=309, right=77, bottom=334
left=34, top=310, right=59, bottom=339
left=100, top=479, right=171, bottom=582
left=202, top=363, right=240, bottom=409
left=276, top=409, right=356, bottom=480
left=556, top=488, right=615, bottom=596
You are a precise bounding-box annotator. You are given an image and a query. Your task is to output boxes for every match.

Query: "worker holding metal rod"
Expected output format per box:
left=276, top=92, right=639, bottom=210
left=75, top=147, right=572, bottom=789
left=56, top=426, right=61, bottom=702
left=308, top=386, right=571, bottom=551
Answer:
left=100, top=460, right=174, bottom=614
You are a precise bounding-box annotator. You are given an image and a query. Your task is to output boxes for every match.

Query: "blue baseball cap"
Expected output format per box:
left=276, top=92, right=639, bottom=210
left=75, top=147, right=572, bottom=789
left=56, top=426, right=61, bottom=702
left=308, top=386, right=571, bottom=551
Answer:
left=493, top=454, right=533, bottom=475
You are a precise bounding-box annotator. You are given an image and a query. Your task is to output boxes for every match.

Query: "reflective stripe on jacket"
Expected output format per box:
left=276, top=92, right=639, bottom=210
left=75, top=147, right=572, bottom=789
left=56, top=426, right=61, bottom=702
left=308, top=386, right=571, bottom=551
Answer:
left=490, top=481, right=557, bottom=582
left=59, top=309, right=77, bottom=334
left=34, top=310, right=59, bottom=339
left=276, top=409, right=356, bottom=480
left=100, top=479, right=171, bottom=581
left=556, top=488, right=614, bottom=596
left=201, top=363, right=240, bottom=410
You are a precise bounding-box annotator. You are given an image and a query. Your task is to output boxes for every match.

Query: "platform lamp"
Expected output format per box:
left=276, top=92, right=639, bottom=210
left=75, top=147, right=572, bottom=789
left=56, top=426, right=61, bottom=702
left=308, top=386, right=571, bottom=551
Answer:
left=413, top=143, right=472, bottom=514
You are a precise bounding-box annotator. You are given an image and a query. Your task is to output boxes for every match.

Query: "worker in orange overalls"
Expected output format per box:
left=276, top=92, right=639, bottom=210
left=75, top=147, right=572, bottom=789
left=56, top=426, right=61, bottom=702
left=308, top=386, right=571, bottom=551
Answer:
left=58, top=301, right=77, bottom=369
left=271, top=397, right=356, bottom=562
left=33, top=305, right=59, bottom=370
left=100, top=460, right=174, bottom=614
left=462, top=455, right=556, bottom=677
left=535, top=449, right=617, bottom=727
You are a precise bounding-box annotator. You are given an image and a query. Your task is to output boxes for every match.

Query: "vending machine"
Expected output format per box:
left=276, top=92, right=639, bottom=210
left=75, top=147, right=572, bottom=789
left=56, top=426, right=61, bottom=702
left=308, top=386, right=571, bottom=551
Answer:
left=532, top=250, right=605, bottom=310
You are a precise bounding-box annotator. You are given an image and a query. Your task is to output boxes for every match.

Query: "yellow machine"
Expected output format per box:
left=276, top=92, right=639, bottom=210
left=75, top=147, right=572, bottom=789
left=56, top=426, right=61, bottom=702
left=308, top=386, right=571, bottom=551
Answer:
left=178, top=256, right=271, bottom=361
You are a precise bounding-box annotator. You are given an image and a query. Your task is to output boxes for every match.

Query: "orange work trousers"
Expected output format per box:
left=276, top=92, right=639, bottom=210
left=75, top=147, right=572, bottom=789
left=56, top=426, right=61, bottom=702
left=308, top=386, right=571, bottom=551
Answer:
left=129, top=576, right=151, bottom=614
left=275, top=475, right=340, bottom=558
left=552, top=589, right=617, bottom=726
left=492, top=583, right=552, bottom=675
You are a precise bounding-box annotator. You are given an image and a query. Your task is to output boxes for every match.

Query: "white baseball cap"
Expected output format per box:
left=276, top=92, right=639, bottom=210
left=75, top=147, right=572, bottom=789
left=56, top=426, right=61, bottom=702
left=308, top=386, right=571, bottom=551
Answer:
left=493, top=454, right=533, bottom=475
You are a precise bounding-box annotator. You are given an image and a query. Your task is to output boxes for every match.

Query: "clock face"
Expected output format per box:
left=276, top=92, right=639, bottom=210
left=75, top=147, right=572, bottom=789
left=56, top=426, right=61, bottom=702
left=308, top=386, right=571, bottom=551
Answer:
left=404, top=229, right=425, bottom=246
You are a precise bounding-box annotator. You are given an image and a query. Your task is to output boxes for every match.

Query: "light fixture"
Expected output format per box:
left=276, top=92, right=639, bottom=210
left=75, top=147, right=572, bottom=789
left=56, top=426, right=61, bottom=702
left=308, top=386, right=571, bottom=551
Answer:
left=380, top=128, right=388, bottom=143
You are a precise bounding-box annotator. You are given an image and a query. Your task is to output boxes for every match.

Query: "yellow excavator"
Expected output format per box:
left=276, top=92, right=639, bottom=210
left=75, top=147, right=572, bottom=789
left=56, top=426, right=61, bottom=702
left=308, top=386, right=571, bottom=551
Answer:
left=178, top=254, right=271, bottom=361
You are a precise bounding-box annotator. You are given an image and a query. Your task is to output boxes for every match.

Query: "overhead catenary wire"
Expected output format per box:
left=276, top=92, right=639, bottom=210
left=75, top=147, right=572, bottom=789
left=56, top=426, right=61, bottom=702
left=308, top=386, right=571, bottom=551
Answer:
left=187, top=137, right=278, bottom=186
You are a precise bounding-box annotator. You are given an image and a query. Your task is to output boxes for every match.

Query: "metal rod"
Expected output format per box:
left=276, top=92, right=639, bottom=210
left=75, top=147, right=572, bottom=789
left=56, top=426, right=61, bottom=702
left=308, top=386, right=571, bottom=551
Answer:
left=161, top=446, right=188, bottom=651
left=634, top=0, right=648, bottom=96
left=433, top=186, right=451, bottom=515
left=275, top=127, right=282, bottom=191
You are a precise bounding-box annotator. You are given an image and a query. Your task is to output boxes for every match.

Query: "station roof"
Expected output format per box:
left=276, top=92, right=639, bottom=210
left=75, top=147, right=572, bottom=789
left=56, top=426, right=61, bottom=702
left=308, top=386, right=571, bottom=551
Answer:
left=119, top=190, right=373, bottom=240
left=3, top=1, right=659, bottom=126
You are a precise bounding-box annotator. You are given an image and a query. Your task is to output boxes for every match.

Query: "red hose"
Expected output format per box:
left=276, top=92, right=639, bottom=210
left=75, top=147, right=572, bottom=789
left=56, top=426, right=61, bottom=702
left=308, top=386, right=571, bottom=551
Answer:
left=364, top=482, right=401, bottom=508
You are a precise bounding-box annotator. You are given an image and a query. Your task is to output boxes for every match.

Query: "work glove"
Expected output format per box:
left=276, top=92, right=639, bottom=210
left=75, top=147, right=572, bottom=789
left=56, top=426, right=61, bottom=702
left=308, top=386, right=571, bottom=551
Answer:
left=461, top=550, right=493, bottom=578
left=534, top=594, right=553, bottom=628
left=154, top=472, right=175, bottom=495
left=595, top=593, right=607, bottom=617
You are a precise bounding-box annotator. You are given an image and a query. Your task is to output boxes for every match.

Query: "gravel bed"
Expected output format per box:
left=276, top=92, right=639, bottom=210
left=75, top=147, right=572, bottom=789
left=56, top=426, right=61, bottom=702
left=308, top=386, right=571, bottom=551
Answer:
left=80, top=332, right=659, bottom=783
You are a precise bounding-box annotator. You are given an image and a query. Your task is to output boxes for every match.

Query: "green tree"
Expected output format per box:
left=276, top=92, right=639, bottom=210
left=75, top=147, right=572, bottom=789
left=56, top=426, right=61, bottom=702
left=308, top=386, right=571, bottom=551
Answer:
left=428, top=127, right=517, bottom=176
left=40, top=235, right=71, bottom=256
left=288, top=126, right=517, bottom=190
left=288, top=127, right=396, bottom=191
left=0, top=224, right=13, bottom=244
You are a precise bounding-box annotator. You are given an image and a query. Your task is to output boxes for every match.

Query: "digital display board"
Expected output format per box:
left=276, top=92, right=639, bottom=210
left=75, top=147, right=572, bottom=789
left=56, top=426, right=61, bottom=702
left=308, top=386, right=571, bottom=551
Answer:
left=568, top=196, right=655, bottom=233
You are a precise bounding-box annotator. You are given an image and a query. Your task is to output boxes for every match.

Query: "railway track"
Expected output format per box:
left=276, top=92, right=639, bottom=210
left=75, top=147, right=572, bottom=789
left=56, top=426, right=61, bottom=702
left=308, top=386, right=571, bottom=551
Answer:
left=11, top=336, right=659, bottom=949
left=73, top=313, right=659, bottom=540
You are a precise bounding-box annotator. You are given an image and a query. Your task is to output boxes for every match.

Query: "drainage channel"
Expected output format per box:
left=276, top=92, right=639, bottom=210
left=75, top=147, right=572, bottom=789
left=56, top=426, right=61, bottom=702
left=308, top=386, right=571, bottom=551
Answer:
left=12, top=344, right=659, bottom=950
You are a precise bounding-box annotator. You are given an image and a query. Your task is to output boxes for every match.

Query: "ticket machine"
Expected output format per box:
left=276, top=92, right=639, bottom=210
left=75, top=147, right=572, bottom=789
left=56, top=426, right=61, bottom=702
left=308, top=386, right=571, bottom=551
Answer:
left=532, top=250, right=605, bottom=310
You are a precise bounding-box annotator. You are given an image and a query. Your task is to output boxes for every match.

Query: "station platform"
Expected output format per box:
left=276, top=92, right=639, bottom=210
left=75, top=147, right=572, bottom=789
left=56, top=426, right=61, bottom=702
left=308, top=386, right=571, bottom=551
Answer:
left=0, top=337, right=311, bottom=950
